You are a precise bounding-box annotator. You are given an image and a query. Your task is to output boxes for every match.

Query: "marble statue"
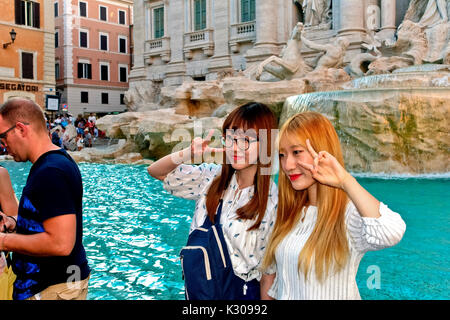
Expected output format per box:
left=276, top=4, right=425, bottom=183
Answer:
left=402, top=0, right=450, bottom=62
left=297, top=0, right=331, bottom=27
left=254, top=22, right=312, bottom=81
left=301, top=34, right=350, bottom=70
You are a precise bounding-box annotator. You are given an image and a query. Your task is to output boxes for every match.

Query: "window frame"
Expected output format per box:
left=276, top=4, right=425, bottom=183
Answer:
left=118, top=36, right=127, bottom=54
left=193, top=0, right=207, bottom=31
left=79, top=29, right=89, bottom=48
left=77, top=60, right=92, bottom=79
left=99, top=5, right=107, bottom=21
left=15, top=0, right=40, bottom=28
left=101, top=92, right=109, bottom=105
left=54, top=1, right=58, bottom=17
left=240, top=0, right=255, bottom=23
left=55, top=62, right=60, bottom=80
left=99, top=62, right=110, bottom=81
left=153, top=6, right=164, bottom=39
left=20, top=51, right=35, bottom=80
left=99, top=32, right=109, bottom=51
left=118, top=64, right=128, bottom=83
left=80, top=91, right=89, bottom=104
left=55, top=30, right=59, bottom=48
left=79, top=1, right=87, bottom=17
left=118, top=9, right=126, bottom=25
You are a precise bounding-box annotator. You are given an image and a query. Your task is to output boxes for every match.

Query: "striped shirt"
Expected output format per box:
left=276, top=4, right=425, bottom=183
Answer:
left=266, top=201, right=406, bottom=299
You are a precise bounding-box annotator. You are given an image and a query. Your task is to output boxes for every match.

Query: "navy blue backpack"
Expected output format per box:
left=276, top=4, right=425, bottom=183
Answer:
left=180, top=200, right=260, bottom=300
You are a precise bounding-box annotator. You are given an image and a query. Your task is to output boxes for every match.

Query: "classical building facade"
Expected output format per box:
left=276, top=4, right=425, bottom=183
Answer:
left=130, top=0, right=411, bottom=87
left=0, top=0, right=56, bottom=108
left=55, top=0, right=133, bottom=116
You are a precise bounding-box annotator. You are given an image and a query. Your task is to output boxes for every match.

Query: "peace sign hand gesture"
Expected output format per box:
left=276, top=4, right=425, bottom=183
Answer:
left=190, top=129, right=225, bottom=159
left=298, top=139, right=352, bottom=190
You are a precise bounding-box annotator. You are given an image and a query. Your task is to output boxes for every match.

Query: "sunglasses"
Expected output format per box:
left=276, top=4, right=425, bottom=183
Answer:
left=0, top=122, right=30, bottom=141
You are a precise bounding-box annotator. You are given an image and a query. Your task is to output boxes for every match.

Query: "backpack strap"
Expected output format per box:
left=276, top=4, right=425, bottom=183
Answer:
left=201, top=199, right=224, bottom=228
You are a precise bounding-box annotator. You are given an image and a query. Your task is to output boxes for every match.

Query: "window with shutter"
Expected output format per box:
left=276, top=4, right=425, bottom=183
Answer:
left=194, top=0, right=206, bottom=31
left=119, top=37, right=126, bottom=53
left=79, top=1, right=87, bottom=17
left=22, top=52, right=34, bottom=79
left=100, top=6, right=107, bottom=21
left=119, top=67, right=127, bottom=82
left=154, top=7, right=164, bottom=39
left=119, top=10, right=126, bottom=24
left=100, top=64, right=109, bottom=81
left=100, top=34, right=108, bottom=51
left=32, top=1, right=40, bottom=28
left=241, top=0, right=255, bottom=22
left=15, top=0, right=40, bottom=28
left=80, top=31, right=88, bottom=48
left=55, top=63, right=60, bottom=79
left=78, top=62, right=91, bottom=79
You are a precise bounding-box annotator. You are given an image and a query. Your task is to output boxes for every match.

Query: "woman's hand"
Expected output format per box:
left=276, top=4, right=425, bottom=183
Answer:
left=190, top=129, right=224, bottom=161
left=298, top=139, right=352, bottom=190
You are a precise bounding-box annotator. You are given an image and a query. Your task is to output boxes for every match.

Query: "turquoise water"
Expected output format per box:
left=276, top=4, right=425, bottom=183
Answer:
left=1, top=161, right=449, bottom=300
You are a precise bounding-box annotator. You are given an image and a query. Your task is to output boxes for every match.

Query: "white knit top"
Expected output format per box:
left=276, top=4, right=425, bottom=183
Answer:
left=163, top=163, right=278, bottom=282
left=266, top=201, right=406, bottom=300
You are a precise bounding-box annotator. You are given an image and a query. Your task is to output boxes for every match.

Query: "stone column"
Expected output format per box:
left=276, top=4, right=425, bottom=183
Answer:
left=128, top=0, right=146, bottom=81
left=208, top=0, right=232, bottom=78
left=165, top=0, right=187, bottom=86
left=337, top=0, right=366, bottom=36
left=244, top=0, right=280, bottom=62
left=380, top=0, right=397, bottom=40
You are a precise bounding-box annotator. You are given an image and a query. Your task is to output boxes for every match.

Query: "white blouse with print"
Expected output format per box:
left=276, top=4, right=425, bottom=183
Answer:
left=163, top=163, right=278, bottom=282
left=266, top=201, right=406, bottom=300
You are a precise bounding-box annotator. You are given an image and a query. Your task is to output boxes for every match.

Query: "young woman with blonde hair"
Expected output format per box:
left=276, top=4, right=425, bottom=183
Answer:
left=262, top=111, right=406, bottom=300
left=148, top=102, right=278, bottom=299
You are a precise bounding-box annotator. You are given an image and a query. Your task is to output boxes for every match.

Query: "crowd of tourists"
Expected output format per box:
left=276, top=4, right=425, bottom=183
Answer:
left=47, top=113, right=104, bottom=152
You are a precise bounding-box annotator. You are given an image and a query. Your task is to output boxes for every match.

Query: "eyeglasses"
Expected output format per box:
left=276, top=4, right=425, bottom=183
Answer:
left=0, top=122, right=29, bottom=141
left=221, top=135, right=258, bottom=151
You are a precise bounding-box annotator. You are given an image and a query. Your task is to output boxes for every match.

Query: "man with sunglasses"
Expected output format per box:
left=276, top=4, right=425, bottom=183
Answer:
left=0, top=98, right=90, bottom=300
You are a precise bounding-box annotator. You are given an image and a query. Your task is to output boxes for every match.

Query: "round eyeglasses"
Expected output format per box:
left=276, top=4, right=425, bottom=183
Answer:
left=221, top=135, right=258, bottom=151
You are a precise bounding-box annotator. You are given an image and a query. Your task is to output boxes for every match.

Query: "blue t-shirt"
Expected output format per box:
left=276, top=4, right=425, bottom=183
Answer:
left=12, top=149, right=90, bottom=300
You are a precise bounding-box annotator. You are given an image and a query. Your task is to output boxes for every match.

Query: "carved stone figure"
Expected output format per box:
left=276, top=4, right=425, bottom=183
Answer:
left=297, top=0, right=331, bottom=27
left=402, top=0, right=450, bottom=62
left=301, top=34, right=350, bottom=71
left=254, top=22, right=312, bottom=81
left=367, top=20, right=428, bottom=74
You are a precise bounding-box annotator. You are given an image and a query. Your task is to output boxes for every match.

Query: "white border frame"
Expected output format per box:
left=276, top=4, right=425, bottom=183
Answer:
left=99, top=32, right=109, bottom=51
left=118, top=64, right=128, bottom=82
left=118, top=9, right=126, bottom=25
left=118, top=35, right=127, bottom=53
left=19, top=50, right=36, bottom=80
left=79, top=28, right=89, bottom=48
left=99, top=5, right=108, bottom=22
left=99, top=61, right=110, bottom=81
left=79, top=0, right=88, bottom=17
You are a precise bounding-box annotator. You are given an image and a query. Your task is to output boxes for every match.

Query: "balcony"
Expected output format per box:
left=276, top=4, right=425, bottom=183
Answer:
left=144, top=37, right=171, bottom=64
left=229, top=21, right=256, bottom=53
left=183, top=29, right=214, bottom=59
